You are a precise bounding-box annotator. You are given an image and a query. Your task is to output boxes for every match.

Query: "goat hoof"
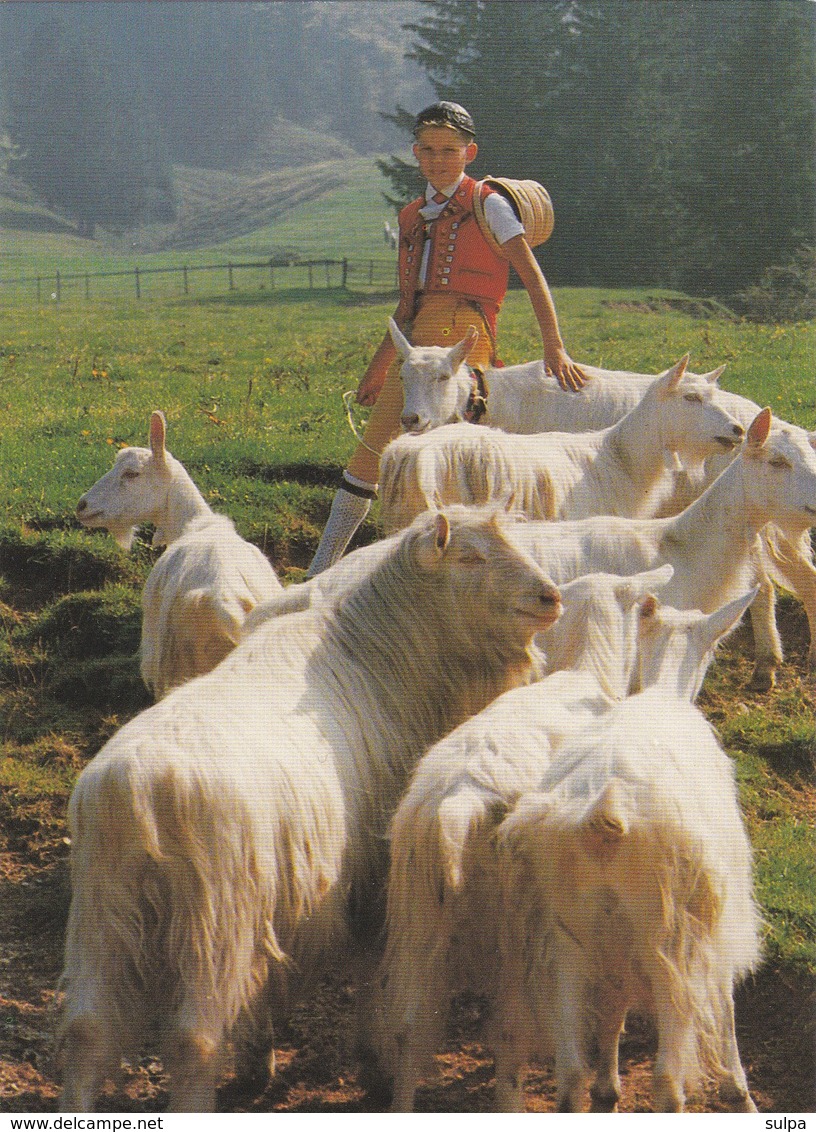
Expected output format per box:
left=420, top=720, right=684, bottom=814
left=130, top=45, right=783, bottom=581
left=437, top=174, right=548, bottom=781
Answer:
left=589, top=1088, right=620, bottom=1112
left=355, top=1052, right=394, bottom=1107
left=718, top=1083, right=758, bottom=1112
left=748, top=666, right=776, bottom=692
left=229, top=1042, right=276, bottom=1097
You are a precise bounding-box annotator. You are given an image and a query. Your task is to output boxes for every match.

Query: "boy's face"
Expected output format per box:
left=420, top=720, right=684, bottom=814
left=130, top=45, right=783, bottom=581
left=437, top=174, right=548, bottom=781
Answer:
left=412, top=126, right=478, bottom=191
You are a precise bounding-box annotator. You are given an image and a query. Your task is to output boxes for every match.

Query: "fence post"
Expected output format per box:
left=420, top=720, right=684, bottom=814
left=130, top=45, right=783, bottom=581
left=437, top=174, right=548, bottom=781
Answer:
left=228, top=263, right=234, bottom=290
left=134, top=267, right=141, bottom=299
left=183, top=265, right=189, bottom=295
left=342, top=258, right=348, bottom=288
left=56, top=271, right=61, bottom=302
left=308, top=264, right=314, bottom=289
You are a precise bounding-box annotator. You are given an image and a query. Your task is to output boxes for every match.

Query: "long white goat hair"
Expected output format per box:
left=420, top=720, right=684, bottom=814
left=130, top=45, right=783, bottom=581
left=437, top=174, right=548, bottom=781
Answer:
left=379, top=362, right=743, bottom=534
left=56, top=505, right=560, bottom=1112
left=380, top=576, right=754, bottom=1113
left=496, top=689, right=760, bottom=1112
left=77, top=411, right=282, bottom=697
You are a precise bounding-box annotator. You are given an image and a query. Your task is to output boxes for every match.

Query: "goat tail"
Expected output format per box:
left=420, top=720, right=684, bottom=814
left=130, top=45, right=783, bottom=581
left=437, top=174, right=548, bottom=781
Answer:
left=380, top=781, right=500, bottom=1080
left=179, top=585, right=245, bottom=647
left=578, top=781, right=630, bottom=860
left=151, top=589, right=243, bottom=697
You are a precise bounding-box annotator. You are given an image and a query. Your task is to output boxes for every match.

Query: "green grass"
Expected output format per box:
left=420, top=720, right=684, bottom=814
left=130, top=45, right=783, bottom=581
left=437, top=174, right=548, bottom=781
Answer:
left=0, top=283, right=814, bottom=980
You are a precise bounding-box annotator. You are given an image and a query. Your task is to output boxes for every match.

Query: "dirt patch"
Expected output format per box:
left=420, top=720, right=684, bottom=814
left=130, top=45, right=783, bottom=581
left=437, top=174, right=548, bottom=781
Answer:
left=1, top=831, right=813, bottom=1113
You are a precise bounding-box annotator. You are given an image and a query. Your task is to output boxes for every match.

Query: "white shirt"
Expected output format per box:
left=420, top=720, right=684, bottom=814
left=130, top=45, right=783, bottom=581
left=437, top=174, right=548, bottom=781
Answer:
left=416, top=175, right=524, bottom=286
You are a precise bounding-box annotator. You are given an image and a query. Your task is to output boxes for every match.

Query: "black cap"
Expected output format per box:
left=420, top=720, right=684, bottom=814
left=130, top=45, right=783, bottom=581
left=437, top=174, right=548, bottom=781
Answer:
left=413, top=101, right=476, bottom=138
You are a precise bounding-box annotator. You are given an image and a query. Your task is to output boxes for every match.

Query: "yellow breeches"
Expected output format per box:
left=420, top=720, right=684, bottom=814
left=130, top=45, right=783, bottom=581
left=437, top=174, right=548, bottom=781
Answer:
left=346, top=295, right=495, bottom=485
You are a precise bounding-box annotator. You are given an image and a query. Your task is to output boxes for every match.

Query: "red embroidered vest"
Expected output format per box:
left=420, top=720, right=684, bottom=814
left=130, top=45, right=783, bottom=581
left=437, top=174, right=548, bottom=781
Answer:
left=398, top=176, right=510, bottom=337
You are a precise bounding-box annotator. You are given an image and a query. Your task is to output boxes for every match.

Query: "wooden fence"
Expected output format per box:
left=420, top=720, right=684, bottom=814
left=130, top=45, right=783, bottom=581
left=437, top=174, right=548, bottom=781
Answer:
left=0, top=255, right=400, bottom=303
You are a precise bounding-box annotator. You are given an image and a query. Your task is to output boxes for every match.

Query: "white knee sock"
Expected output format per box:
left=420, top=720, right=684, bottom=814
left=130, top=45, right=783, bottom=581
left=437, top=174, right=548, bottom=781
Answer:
left=306, top=482, right=374, bottom=577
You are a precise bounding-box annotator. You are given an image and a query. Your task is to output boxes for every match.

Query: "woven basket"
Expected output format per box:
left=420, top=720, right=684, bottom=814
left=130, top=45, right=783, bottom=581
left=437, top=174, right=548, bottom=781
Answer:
left=472, top=177, right=554, bottom=257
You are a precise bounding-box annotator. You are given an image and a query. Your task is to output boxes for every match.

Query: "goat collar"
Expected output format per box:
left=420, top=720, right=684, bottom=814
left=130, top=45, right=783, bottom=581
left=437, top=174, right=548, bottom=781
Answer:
left=464, top=366, right=488, bottom=423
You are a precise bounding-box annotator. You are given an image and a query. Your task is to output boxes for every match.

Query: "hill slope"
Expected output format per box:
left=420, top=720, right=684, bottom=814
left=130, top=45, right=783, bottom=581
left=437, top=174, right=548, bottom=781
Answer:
left=147, top=162, right=351, bottom=252
left=0, top=110, right=407, bottom=263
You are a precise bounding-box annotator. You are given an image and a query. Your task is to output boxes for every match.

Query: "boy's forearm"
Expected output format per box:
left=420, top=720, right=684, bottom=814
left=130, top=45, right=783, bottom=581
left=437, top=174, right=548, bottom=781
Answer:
left=503, top=235, right=564, bottom=351
left=502, top=235, right=586, bottom=390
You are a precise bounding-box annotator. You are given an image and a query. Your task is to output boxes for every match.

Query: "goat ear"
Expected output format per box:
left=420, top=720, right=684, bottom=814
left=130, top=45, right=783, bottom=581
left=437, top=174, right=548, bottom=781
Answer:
left=662, top=353, right=689, bottom=392
left=703, top=363, right=727, bottom=384
left=388, top=318, right=412, bottom=360
left=747, top=407, right=772, bottom=447
left=639, top=594, right=659, bottom=620
left=701, top=587, right=759, bottom=648
left=447, top=325, right=480, bottom=370
left=627, top=564, right=674, bottom=598
left=434, top=512, right=451, bottom=552
left=149, top=411, right=167, bottom=461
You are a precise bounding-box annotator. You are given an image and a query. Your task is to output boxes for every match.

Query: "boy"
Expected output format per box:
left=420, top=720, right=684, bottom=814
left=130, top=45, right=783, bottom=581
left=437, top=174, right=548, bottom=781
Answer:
left=307, top=100, right=585, bottom=575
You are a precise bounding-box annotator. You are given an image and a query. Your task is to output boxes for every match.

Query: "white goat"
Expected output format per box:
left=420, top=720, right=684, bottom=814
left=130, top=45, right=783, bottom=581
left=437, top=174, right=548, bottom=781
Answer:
left=506, top=408, right=816, bottom=690
left=389, top=318, right=723, bottom=435
left=76, top=411, right=282, bottom=698
left=495, top=690, right=760, bottom=1112
left=56, top=505, right=561, bottom=1112
left=381, top=571, right=754, bottom=1111
left=657, top=389, right=816, bottom=685
left=633, top=588, right=760, bottom=703
left=379, top=362, right=744, bottom=533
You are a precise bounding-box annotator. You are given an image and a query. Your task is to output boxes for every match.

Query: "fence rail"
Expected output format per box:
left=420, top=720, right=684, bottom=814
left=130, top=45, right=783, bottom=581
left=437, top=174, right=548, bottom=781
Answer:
left=0, top=255, right=400, bottom=302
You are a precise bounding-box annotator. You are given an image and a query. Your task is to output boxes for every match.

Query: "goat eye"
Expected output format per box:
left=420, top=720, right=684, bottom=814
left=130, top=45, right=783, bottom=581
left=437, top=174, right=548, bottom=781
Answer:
left=683, top=393, right=702, bottom=403
left=437, top=373, right=451, bottom=384
left=458, top=550, right=486, bottom=565
left=122, top=469, right=140, bottom=480
left=768, top=456, right=789, bottom=469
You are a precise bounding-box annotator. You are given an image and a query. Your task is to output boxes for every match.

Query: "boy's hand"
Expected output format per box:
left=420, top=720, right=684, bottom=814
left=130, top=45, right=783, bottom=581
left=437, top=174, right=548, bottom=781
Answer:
left=545, top=347, right=588, bottom=392
left=356, top=331, right=399, bottom=404
left=356, top=368, right=386, bottom=406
